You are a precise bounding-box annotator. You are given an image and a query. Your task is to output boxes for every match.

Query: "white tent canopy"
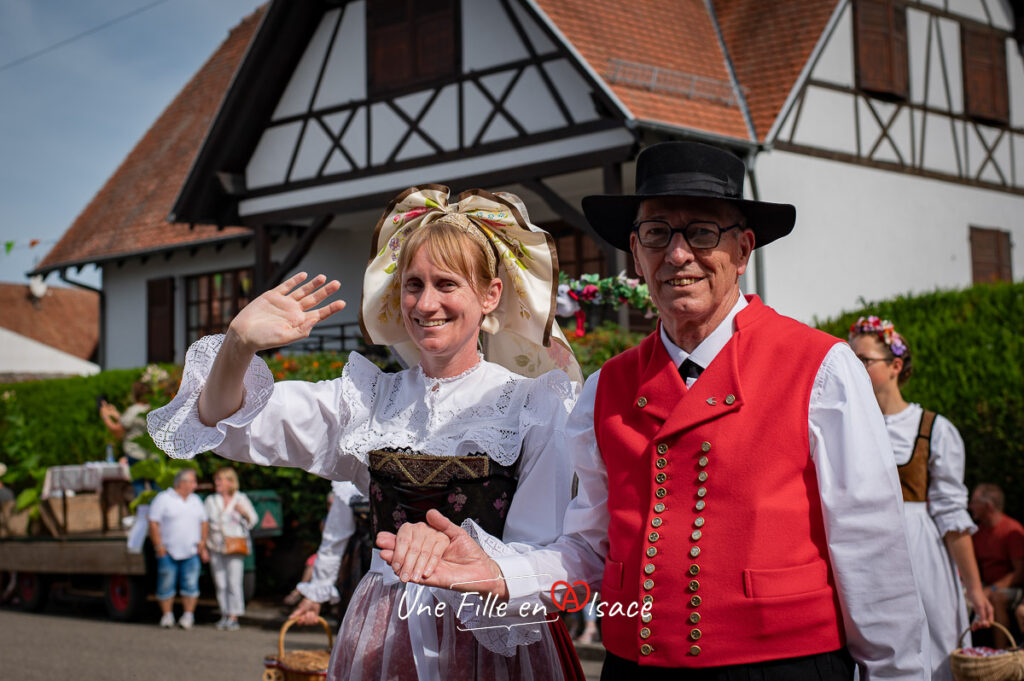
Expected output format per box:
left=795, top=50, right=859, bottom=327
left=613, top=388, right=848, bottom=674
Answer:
left=0, top=326, right=99, bottom=378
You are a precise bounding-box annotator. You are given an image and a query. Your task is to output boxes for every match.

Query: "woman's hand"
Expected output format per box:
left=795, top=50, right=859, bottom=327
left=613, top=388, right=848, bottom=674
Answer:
left=376, top=510, right=508, bottom=599
left=227, top=272, right=346, bottom=355
left=288, top=597, right=322, bottom=626
left=967, top=584, right=995, bottom=629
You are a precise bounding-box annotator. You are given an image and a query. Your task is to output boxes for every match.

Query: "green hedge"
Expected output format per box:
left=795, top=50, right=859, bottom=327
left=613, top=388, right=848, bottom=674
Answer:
left=816, top=282, right=1024, bottom=519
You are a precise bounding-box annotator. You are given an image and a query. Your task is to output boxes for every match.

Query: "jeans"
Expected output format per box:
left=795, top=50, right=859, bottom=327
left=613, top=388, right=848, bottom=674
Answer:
left=209, top=551, right=246, bottom=616
left=155, top=554, right=201, bottom=600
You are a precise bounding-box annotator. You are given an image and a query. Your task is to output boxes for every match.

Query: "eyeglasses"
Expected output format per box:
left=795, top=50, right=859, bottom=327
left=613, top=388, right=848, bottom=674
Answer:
left=855, top=355, right=892, bottom=367
left=633, top=219, right=743, bottom=250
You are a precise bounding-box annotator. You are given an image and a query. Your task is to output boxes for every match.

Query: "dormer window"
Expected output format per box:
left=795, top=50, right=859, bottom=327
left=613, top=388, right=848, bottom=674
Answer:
left=961, top=25, right=1009, bottom=125
left=854, top=0, right=909, bottom=101
left=367, top=0, right=459, bottom=97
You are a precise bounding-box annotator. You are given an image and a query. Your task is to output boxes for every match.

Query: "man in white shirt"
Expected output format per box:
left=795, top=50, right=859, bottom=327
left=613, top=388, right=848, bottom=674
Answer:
left=381, top=142, right=927, bottom=680
left=148, top=468, right=208, bottom=629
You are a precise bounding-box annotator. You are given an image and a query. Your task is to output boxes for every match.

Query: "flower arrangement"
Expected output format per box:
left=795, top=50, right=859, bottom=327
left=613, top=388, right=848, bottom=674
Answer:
left=849, top=315, right=908, bottom=356
left=558, top=271, right=657, bottom=336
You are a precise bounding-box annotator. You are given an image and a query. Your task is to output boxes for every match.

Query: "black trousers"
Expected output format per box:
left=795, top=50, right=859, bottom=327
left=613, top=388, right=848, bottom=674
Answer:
left=600, top=648, right=855, bottom=681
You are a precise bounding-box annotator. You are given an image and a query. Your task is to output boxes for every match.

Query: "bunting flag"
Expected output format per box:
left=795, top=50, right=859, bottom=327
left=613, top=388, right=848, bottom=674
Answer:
left=3, top=238, right=56, bottom=255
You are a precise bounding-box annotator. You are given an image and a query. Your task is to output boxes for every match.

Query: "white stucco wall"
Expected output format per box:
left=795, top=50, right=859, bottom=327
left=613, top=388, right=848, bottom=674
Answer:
left=752, top=149, right=1023, bottom=324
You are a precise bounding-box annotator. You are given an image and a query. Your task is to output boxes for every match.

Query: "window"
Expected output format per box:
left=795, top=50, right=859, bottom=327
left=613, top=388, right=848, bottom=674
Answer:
left=854, top=0, right=909, bottom=100
left=961, top=26, right=1009, bottom=125
left=367, top=0, right=458, bottom=96
left=185, top=268, right=253, bottom=346
left=550, top=224, right=608, bottom=280
left=970, top=226, right=1012, bottom=284
left=147, top=277, right=175, bottom=363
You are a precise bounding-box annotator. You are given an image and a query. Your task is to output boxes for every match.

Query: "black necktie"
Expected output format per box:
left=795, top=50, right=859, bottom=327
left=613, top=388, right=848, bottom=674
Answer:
left=679, top=358, right=704, bottom=382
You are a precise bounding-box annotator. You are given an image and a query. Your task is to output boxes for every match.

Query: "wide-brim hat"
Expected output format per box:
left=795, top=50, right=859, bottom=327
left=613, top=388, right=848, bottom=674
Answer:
left=582, top=141, right=795, bottom=251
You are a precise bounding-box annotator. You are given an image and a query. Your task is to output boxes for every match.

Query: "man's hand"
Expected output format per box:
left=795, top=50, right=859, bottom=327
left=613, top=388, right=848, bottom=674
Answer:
left=376, top=509, right=508, bottom=599
left=226, top=273, right=346, bottom=355
left=154, top=544, right=167, bottom=558
left=288, top=598, right=322, bottom=626
left=198, top=544, right=209, bottom=563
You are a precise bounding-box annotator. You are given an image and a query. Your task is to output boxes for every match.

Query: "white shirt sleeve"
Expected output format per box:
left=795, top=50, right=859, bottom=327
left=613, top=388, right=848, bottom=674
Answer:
left=809, top=343, right=928, bottom=681
left=926, top=415, right=976, bottom=537
left=492, top=370, right=608, bottom=603
left=297, top=494, right=357, bottom=604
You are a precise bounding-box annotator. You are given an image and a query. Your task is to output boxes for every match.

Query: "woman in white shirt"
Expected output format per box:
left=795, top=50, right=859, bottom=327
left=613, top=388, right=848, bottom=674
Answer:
left=203, top=465, right=257, bottom=630
left=849, top=316, right=993, bottom=680
left=149, top=187, right=583, bottom=681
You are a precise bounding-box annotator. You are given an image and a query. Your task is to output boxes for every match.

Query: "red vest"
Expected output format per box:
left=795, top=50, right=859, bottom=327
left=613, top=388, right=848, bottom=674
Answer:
left=594, top=296, right=844, bottom=668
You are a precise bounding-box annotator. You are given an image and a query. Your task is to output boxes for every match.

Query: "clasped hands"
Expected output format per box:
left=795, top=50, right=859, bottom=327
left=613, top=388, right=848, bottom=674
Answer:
left=375, top=509, right=509, bottom=600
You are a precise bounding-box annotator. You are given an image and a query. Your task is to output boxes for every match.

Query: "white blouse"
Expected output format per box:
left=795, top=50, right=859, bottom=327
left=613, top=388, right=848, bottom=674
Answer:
left=885, top=403, right=976, bottom=537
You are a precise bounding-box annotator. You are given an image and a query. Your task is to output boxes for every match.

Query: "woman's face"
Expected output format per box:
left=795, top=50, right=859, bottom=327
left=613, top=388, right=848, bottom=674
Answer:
left=849, top=334, right=898, bottom=396
left=400, top=247, right=500, bottom=369
left=214, top=474, right=230, bottom=495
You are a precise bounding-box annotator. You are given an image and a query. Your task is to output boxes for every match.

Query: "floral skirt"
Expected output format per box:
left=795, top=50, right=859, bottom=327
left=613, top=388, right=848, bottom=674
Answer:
left=329, top=571, right=567, bottom=681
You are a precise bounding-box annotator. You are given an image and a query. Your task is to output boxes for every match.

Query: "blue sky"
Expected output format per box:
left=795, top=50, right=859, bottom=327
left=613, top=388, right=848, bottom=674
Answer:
left=0, top=0, right=264, bottom=289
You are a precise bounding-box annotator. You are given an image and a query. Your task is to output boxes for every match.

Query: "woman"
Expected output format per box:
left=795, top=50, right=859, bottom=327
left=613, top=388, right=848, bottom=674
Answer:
left=849, top=316, right=993, bottom=680
left=148, top=187, right=583, bottom=680
left=204, top=465, right=258, bottom=630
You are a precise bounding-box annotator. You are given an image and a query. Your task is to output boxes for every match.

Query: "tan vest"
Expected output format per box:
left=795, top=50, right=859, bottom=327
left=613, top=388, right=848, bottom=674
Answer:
left=898, top=410, right=937, bottom=502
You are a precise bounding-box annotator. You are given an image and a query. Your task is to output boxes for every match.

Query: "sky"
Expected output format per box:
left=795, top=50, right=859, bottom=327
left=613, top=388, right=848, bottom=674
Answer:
left=0, top=0, right=265, bottom=289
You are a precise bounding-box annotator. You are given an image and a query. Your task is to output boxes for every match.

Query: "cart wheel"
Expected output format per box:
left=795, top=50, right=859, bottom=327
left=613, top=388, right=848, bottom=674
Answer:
left=16, top=572, right=48, bottom=612
left=262, top=668, right=285, bottom=681
left=104, top=574, right=145, bottom=621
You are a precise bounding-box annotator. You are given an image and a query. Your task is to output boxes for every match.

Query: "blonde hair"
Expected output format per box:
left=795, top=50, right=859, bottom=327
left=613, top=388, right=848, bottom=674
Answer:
left=396, top=220, right=497, bottom=301
left=214, top=466, right=239, bottom=494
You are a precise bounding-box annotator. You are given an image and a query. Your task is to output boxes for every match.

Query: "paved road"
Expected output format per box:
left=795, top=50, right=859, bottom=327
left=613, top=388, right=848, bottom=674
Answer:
left=0, top=600, right=604, bottom=680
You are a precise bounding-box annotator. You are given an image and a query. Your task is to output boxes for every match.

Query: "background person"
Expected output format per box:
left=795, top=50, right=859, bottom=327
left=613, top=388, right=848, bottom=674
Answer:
left=850, top=316, right=992, bottom=679
left=382, top=142, right=928, bottom=680
left=149, top=187, right=584, bottom=681
left=204, top=465, right=257, bottom=631
left=970, top=483, right=1024, bottom=647
left=288, top=481, right=360, bottom=626
left=148, top=468, right=208, bottom=629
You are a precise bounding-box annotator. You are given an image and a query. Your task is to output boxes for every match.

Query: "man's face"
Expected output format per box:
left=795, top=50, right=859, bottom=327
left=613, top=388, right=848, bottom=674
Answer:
left=175, top=472, right=197, bottom=497
left=968, top=492, right=989, bottom=522
left=630, top=197, right=754, bottom=333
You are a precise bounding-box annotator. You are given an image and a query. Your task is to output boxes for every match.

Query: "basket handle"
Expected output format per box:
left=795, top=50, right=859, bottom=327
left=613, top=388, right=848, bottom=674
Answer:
left=278, top=616, right=334, bottom=659
left=957, top=621, right=1018, bottom=650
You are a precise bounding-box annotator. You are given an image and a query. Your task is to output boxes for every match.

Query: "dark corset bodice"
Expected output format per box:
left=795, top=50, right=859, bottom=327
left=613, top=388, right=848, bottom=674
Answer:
left=367, top=449, right=518, bottom=539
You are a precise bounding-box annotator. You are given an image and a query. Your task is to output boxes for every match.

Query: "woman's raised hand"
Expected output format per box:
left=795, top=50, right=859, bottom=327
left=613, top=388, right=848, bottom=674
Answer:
left=228, top=273, right=346, bottom=353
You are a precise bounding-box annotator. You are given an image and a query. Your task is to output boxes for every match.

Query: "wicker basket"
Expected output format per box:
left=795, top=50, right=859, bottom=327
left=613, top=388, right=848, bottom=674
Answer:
left=262, top=617, right=334, bottom=681
left=951, top=622, right=1024, bottom=681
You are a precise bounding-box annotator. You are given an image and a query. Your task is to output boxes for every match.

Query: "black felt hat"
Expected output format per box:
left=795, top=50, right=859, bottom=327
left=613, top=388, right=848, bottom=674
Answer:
left=581, top=142, right=795, bottom=251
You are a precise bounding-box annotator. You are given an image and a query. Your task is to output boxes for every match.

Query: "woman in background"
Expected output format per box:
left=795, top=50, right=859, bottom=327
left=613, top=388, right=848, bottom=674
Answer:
left=204, top=465, right=257, bottom=630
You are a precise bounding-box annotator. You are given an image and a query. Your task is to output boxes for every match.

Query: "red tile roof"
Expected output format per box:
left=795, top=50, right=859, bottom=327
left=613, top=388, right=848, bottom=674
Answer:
left=536, top=0, right=752, bottom=141
left=0, top=283, right=99, bottom=360
left=33, top=7, right=267, bottom=275
left=712, top=0, right=837, bottom=141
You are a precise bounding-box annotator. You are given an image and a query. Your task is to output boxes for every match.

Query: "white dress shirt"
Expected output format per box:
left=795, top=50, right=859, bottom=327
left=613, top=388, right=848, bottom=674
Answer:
left=491, top=294, right=928, bottom=680
left=297, top=481, right=360, bottom=604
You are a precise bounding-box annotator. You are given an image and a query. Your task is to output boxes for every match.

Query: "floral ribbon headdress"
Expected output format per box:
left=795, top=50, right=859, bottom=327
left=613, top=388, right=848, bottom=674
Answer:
left=360, top=185, right=583, bottom=384
left=849, top=315, right=908, bottom=357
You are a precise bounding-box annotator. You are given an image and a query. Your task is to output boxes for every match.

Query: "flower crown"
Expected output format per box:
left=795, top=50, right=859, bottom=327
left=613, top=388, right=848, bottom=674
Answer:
left=849, top=316, right=908, bottom=357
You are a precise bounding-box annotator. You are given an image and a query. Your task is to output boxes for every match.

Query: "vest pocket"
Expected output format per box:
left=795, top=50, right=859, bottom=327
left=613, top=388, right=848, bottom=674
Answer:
left=743, top=560, right=828, bottom=599
left=603, top=559, right=624, bottom=591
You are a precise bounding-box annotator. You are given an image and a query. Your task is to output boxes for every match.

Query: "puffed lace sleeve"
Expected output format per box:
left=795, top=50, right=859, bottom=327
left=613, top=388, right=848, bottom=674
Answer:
left=432, top=369, right=580, bottom=656
left=147, top=335, right=382, bottom=483
left=926, top=414, right=977, bottom=537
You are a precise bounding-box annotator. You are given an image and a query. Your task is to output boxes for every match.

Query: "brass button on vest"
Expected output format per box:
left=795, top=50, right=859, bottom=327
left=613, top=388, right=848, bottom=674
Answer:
left=637, top=397, right=648, bottom=408
left=654, top=502, right=665, bottom=513
left=649, top=531, right=660, bottom=542
left=688, top=564, right=699, bottom=576
left=689, top=612, right=701, bottom=624
left=691, top=529, right=702, bottom=541
left=640, top=627, right=651, bottom=639
left=655, top=472, right=667, bottom=484
left=690, top=628, right=702, bottom=640
left=695, top=499, right=705, bottom=511
left=651, top=517, right=662, bottom=528
left=689, top=546, right=700, bottom=558
left=656, top=443, right=668, bottom=455
left=694, top=517, right=705, bottom=528
left=643, top=579, right=655, bottom=590
left=688, top=580, right=699, bottom=592
left=697, top=486, right=707, bottom=497
left=725, top=394, right=736, bottom=405
left=689, top=595, right=702, bottom=607
left=643, top=595, right=654, bottom=606
left=698, top=456, right=708, bottom=467
left=701, top=441, right=711, bottom=452
left=646, top=547, right=657, bottom=558
left=698, top=471, right=708, bottom=482
left=656, top=487, right=667, bottom=498
left=641, top=612, right=652, bottom=623
left=690, top=645, right=701, bottom=656
left=641, top=644, right=653, bottom=656
left=656, top=458, right=667, bottom=469
left=644, top=563, right=655, bottom=575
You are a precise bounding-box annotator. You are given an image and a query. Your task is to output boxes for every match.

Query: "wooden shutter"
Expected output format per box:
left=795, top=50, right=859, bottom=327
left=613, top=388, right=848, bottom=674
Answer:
left=415, top=0, right=456, bottom=81
left=970, top=227, right=1013, bottom=283
left=368, top=0, right=457, bottom=96
left=147, top=277, right=175, bottom=363
left=855, top=0, right=909, bottom=100
left=962, top=26, right=1009, bottom=125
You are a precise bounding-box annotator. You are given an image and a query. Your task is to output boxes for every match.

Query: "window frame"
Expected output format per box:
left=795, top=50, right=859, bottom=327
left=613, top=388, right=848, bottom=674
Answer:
left=184, top=267, right=254, bottom=347
left=853, top=0, right=909, bottom=101
left=961, top=25, right=1010, bottom=126
left=366, top=0, right=461, bottom=98
left=969, top=226, right=1013, bottom=284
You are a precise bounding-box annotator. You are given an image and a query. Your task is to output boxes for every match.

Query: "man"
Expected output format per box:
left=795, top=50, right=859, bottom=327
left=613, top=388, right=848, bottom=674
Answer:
left=148, top=468, right=208, bottom=629
left=381, top=142, right=926, bottom=679
left=970, top=483, right=1024, bottom=646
